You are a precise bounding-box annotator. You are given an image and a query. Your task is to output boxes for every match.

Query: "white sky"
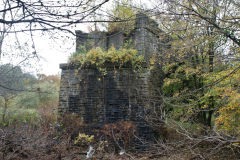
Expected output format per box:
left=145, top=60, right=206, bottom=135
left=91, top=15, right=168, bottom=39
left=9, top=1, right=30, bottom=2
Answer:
left=35, top=27, right=85, bottom=76
left=35, top=23, right=98, bottom=75
left=0, top=23, right=89, bottom=76
left=0, top=0, right=156, bottom=76
left=36, top=38, right=74, bottom=76
left=31, top=0, right=155, bottom=75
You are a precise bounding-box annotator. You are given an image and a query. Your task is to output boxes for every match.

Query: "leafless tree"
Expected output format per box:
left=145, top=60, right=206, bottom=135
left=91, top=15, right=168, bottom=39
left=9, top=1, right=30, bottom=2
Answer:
left=0, top=0, right=113, bottom=63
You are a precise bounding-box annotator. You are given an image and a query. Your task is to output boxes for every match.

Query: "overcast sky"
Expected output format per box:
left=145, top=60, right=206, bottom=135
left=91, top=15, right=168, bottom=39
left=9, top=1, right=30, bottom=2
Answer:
left=34, top=25, right=88, bottom=75
left=36, top=0, right=155, bottom=76
left=1, top=0, right=156, bottom=76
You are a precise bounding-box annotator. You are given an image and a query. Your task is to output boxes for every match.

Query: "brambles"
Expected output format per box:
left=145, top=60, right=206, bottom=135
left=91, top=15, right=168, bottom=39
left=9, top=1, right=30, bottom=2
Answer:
left=98, top=121, right=136, bottom=151
left=58, top=113, right=87, bottom=137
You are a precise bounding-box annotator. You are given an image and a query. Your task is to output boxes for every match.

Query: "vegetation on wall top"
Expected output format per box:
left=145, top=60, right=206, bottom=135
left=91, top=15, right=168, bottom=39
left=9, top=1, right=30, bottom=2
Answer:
left=107, top=0, right=136, bottom=35
left=69, top=46, right=144, bottom=75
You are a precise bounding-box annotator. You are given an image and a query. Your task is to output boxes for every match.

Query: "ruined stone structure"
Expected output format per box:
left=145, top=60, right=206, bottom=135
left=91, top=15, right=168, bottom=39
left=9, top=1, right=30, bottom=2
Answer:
left=75, top=13, right=161, bottom=61
left=59, top=14, right=165, bottom=141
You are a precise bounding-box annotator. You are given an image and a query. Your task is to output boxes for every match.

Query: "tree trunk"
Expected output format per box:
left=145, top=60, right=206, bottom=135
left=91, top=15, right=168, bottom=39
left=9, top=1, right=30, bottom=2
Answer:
left=2, top=98, right=8, bottom=123
left=207, top=110, right=213, bottom=128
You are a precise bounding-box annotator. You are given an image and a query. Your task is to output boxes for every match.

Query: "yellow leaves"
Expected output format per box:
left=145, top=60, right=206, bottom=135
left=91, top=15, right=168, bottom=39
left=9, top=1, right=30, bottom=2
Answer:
left=202, top=104, right=208, bottom=109
left=215, top=105, right=240, bottom=135
left=70, top=46, right=143, bottom=75
left=214, top=82, right=240, bottom=135
left=107, top=0, right=136, bottom=34
left=202, top=66, right=240, bottom=135
left=85, top=47, right=104, bottom=65
left=232, top=142, right=240, bottom=147
left=74, top=133, right=94, bottom=145
left=205, top=68, right=240, bottom=135
left=149, top=56, right=157, bottom=66
left=185, top=67, right=199, bottom=76
left=164, top=78, right=181, bottom=86
left=205, top=68, right=240, bottom=87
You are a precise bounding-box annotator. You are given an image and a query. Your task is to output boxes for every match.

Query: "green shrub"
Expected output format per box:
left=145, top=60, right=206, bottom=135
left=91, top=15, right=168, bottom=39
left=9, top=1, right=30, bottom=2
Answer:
left=0, top=108, right=39, bottom=127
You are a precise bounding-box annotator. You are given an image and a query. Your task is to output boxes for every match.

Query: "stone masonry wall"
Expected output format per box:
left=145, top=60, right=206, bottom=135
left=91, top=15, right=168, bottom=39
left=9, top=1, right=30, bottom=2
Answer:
left=59, top=13, right=166, bottom=142
left=75, top=13, right=160, bottom=61
left=59, top=63, right=152, bottom=139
